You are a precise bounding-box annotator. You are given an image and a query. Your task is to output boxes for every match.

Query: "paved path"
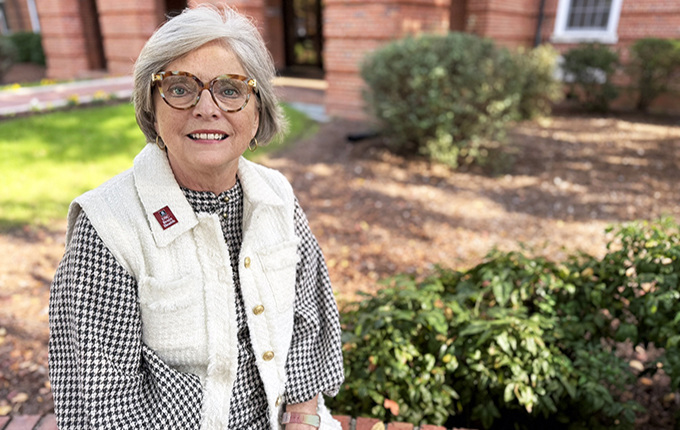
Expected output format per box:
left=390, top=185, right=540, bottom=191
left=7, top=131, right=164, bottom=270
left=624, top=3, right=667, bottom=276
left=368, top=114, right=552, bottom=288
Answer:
left=0, top=75, right=327, bottom=121
left=0, top=413, right=468, bottom=430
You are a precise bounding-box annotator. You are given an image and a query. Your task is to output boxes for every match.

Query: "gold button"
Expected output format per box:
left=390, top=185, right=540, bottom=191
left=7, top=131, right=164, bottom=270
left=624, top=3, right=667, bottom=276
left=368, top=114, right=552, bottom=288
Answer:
left=223, top=196, right=230, bottom=202
left=275, top=395, right=283, bottom=406
left=253, top=305, right=265, bottom=315
left=244, top=257, right=251, bottom=268
left=263, top=351, right=274, bottom=361
left=222, top=212, right=228, bottom=219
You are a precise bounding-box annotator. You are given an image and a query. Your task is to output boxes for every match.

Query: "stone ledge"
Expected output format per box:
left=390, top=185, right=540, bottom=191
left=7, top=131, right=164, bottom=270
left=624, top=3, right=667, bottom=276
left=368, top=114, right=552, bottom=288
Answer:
left=0, top=414, right=476, bottom=430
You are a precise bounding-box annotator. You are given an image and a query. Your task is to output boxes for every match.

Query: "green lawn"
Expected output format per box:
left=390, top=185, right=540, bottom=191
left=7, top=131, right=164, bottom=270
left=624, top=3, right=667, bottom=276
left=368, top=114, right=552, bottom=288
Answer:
left=0, top=102, right=317, bottom=231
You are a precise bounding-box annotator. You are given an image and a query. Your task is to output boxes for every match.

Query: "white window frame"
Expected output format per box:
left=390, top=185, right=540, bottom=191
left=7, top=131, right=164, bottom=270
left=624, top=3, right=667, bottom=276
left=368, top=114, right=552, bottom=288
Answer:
left=551, top=0, right=623, bottom=44
left=0, top=0, right=9, bottom=35
left=27, top=0, right=40, bottom=32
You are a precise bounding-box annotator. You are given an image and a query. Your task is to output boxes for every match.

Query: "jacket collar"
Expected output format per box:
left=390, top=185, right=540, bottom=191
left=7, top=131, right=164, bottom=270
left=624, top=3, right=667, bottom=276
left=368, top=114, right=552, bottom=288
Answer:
left=133, top=144, right=284, bottom=247
left=237, top=156, right=285, bottom=209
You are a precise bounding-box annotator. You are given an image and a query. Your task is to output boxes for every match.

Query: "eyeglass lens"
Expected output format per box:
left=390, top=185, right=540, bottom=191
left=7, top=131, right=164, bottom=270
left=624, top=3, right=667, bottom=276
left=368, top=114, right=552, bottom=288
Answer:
left=160, top=75, right=249, bottom=111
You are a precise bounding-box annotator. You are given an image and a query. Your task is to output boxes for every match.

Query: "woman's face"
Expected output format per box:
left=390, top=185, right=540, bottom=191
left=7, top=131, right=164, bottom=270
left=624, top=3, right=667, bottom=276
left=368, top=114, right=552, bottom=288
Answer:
left=153, top=41, right=259, bottom=190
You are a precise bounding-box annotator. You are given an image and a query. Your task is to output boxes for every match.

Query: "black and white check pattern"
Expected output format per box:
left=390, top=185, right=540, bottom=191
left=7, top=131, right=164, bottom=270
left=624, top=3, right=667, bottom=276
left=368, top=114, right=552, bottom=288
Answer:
left=49, top=178, right=344, bottom=429
left=49, top=213, right=203, bottom=429
left=285, top=199, right=345, bottom=404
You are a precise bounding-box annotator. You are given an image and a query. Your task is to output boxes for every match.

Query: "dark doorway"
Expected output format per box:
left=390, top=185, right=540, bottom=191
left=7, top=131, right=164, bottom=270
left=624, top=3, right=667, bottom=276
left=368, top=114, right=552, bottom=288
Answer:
left=282, top=0, right=323, bottom=77
left=78, top=0, right=106, bottom=71
left=165, top=0, right=188, bottom=17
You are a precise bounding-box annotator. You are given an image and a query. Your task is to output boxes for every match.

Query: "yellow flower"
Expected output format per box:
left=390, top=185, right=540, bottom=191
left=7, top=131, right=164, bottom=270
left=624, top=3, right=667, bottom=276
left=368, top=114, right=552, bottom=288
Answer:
left=67, top=94, right=80, bottom=105
left=93, top=90, right=109, bottom=101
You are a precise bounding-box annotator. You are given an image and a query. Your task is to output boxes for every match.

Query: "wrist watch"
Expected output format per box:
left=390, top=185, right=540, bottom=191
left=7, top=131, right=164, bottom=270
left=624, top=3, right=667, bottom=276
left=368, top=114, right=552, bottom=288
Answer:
left=281, top=411, right=321, bottom=428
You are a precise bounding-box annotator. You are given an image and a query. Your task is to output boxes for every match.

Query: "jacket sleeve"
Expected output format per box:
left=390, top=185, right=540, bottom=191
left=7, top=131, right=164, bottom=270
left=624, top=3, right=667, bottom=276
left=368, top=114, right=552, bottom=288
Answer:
left=48, top=211, right=203, bottom=429
left=284, top=200, right=345, bottom=404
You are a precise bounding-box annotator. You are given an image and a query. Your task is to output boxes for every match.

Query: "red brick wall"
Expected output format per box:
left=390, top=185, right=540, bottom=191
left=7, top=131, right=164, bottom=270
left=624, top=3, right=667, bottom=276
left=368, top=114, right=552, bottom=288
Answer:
left=465, top=0, right=542, bottom=48
left=4, top=0, right=35, bottom=32
left=324, top=0, right=451, bottom=120
left=36, top=0, right=90, bottom=79
left=189, top=0, right=285, bottom=69
left=96, top=0, right=165, bottom=76
left=38, top=0, right=278, bottom=79
left=539, top=0, right=680, bottom=113
left=536, top=0, right=680, bottom=56
left=34, top=0, right=680, bottom=115
left=264, top=0, right=285, bottom=69
left=192, top=0, right=265, bottom=30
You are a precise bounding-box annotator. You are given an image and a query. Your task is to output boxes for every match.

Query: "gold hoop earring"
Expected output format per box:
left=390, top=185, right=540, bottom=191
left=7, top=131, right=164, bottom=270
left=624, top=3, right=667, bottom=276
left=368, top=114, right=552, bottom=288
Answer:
left=155, top=135, right=166, bottom=150
left=248, top=138, right=258, bottom=152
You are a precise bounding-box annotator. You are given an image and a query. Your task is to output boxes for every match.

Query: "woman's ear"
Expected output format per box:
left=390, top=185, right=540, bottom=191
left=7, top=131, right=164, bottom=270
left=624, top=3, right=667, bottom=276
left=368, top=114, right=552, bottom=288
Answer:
left=251, top=110, right=260, bottom=138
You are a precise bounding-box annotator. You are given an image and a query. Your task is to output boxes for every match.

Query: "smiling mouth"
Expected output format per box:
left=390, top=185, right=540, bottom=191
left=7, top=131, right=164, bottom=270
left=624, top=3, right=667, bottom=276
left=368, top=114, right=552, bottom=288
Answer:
left=188, top=133, right=228, bottom=141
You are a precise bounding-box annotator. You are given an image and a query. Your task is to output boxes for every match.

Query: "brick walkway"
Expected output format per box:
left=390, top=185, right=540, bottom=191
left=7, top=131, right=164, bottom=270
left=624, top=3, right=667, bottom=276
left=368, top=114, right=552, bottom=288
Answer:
left=0, top=414, right=471, bottom=430
left=0, top=414, right=56, bottom=430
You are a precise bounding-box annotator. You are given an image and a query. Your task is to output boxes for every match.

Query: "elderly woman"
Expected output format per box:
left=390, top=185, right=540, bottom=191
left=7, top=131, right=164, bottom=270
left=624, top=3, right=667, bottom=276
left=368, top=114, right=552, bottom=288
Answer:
left=48, top=6, right=344, bottom=430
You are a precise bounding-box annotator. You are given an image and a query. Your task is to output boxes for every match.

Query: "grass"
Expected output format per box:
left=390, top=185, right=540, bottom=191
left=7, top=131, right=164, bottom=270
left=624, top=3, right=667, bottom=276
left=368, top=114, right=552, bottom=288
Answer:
left=0, top=102, right=318, bottom=231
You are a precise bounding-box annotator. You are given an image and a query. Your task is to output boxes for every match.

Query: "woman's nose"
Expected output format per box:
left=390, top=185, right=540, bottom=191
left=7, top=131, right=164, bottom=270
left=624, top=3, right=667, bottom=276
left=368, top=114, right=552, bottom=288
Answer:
left=193, top=89, right=221, bottom=117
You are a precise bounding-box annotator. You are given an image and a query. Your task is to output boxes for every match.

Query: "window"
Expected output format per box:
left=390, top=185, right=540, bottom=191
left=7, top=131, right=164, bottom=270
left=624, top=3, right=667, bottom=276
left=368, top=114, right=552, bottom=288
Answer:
left=0, top=0, right=9, bottom=35
left=552, top=0, right=623, bottom=44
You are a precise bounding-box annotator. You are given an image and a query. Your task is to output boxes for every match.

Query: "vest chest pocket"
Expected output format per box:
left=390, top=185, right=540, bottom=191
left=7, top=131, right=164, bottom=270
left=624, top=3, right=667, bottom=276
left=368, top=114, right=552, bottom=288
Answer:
left=138, top=275, right=207, bottom=364
left=255, top=240, right=300, bottom=313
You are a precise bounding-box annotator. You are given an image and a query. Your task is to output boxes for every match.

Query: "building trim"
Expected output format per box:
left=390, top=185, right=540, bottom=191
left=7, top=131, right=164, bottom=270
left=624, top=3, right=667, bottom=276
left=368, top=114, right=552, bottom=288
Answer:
left=551, top=0, right=623, bottom=44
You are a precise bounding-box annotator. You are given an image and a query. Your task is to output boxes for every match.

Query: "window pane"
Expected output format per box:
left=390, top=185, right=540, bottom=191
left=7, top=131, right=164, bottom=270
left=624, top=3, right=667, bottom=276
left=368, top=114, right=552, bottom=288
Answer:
left=567, top=0, right=612, bottom=29
left=0, top=3, right=9, bottom=35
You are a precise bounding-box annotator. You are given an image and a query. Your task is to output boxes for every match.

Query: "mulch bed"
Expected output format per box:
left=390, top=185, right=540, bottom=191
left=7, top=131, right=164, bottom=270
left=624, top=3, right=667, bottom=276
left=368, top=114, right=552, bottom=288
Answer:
left=1, top=112, right=679, bottom=427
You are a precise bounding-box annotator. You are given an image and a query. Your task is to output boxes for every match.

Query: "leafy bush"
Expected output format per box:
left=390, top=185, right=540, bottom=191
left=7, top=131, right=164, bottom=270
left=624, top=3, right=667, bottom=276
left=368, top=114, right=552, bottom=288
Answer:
left=8, top=31, right=45, bottom=65
left=0, top=36, right=18, bottom=83
left=628, top=38, right=680, bottom=112
left=332, top=278, right=459, bottom=425
left=330, top=218, right=680, bottom=429
left=360, top=32, right=524, bottom=169
left=514, top=44, right=564, bottom=120
left=561, top=43, right=619, bottom=112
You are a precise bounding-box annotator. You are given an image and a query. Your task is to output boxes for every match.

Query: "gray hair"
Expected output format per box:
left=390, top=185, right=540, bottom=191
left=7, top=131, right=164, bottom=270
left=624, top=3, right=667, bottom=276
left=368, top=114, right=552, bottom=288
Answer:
left=132, top=5, right=286, bottom=145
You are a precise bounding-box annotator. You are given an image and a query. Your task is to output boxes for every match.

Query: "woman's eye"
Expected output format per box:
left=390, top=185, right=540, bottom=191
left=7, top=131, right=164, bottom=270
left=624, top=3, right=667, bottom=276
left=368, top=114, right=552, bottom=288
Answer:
left=167, top=85, right=191, bottom=97
left=220, top=87, right=241, bottom=98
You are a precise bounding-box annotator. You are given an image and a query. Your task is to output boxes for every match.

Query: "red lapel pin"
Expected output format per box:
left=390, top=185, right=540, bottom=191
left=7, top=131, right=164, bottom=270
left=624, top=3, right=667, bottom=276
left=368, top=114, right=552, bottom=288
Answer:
left=153, top=206, right=178, bottom=230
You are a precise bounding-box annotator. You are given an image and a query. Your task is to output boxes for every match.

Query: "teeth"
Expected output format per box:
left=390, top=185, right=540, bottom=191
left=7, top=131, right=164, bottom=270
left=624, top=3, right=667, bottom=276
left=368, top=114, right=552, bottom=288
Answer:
left=190, top=133, right=226, bottom=140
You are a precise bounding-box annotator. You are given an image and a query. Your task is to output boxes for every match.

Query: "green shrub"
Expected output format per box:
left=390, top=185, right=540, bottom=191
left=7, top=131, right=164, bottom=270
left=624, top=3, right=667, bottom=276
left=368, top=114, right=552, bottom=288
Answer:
left=594, top=218, right=680, bottom=388
left=8, top=31, right=45, bottom=65
left=332, top=278, right=459, bottom=425
left=331, top=218, right=680, bottom=429
left=0, top=36, right=18, bottom=83
left=561, top=43, right=619, bottom=112
left=514, top=44, right=564, bottom=120
left=628, top=38, right=680, bottom=112
left=360, top=32, right=524, bottom=169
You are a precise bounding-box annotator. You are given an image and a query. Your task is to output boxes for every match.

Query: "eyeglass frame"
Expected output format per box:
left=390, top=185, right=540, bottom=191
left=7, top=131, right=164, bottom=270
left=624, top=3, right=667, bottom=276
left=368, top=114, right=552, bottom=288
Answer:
left=151, top=71, right=258, bottom=113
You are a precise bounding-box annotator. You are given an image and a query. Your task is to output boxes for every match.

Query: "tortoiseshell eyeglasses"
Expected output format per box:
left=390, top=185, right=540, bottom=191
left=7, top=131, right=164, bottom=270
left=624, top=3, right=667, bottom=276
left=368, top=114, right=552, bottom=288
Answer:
left=151, top=71, right=258, bottom=113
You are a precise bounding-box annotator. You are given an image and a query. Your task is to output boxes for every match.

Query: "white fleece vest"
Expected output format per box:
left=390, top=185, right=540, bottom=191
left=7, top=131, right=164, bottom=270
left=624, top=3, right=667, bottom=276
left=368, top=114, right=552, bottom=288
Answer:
left=66, top=144, right=339, bottom=430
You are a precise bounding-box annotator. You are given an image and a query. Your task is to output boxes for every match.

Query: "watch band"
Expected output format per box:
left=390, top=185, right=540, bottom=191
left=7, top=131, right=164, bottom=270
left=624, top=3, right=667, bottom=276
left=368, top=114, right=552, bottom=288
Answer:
left=281, top=412, right=321, bottom=428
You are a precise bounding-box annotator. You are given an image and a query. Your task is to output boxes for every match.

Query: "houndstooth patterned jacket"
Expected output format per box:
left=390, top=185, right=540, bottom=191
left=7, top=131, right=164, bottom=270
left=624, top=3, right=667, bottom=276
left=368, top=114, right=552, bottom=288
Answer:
left=49, top=144, right=344, bottom=429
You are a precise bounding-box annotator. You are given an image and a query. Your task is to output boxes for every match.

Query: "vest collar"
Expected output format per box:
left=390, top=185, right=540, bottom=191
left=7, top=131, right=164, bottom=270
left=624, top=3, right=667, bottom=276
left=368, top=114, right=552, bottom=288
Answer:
left=237, top=156, right=285, bottom=208
left=133, top=144, right=284, bottom=247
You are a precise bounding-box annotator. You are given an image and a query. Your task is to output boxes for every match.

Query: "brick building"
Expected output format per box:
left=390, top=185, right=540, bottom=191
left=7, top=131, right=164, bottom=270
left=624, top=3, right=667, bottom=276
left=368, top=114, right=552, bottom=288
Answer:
left=6, top=0, right=680, bottom=118
left=0, top=0, right=40, bottom=34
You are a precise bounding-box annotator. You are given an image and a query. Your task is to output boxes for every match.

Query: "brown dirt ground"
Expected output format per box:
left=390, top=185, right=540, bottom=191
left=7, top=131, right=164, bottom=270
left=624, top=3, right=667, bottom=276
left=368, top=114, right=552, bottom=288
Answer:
left=1, top=111, right=679, bottom=427
left=1, top=63, right=46, bottom=85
